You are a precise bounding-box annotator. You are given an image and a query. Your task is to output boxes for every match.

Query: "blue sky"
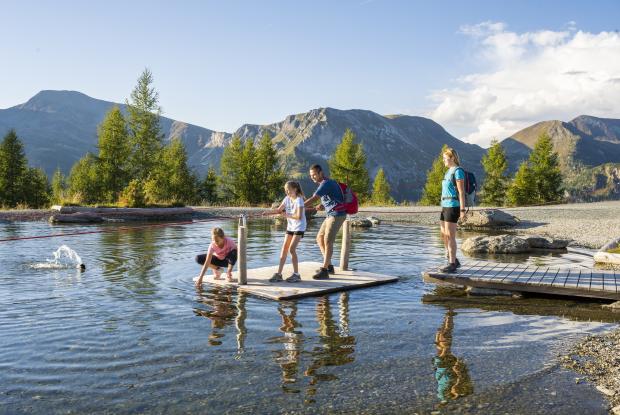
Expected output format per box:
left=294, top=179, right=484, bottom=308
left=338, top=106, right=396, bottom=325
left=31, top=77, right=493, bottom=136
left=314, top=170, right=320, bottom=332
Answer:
left=2, top=0, right=619, bottom=145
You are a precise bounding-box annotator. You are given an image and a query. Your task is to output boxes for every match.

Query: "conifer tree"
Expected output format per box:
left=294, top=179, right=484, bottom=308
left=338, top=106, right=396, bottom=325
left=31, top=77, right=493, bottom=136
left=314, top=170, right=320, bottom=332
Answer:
left=239, top=139, right=258, bottom=205
left=98, top=106, right=131, bottom=202
left=328, top=129, right=370, bottom=200
left=51, top=168, right=66, bottom=205
left=23, top=167, right=50, bottom=208
left=219, top=136, right=245, bottom=203
left=255, top=131, right=285, bottom=203
left=371, top=168, right=394, bottom=205
left=506, top=161, right=536, bottom=206
left=199, top=166, right=219, bottom=205
left=0, top=129, right=28, bottom=207
left=126, top=68, right=164, bottom=182
left=419, top=145, right=448, bottom=206
left=481, top=139, right=509, bottom=206
left=529, top=133, right=563, bottom=203
left=68, top=153, right=101, bottom=204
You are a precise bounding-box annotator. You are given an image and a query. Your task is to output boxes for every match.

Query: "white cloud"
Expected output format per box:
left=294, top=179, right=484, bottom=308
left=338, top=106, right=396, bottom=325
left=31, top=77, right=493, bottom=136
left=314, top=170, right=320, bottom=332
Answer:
left=429, top=23, right=620, bottom=147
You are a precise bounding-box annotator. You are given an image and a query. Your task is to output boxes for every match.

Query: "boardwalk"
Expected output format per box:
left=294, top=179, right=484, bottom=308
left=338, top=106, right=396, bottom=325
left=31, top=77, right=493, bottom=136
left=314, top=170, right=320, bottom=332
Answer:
left=423, top=261, right=620, bottom=300
left=195, top=261, right=399, bottom=301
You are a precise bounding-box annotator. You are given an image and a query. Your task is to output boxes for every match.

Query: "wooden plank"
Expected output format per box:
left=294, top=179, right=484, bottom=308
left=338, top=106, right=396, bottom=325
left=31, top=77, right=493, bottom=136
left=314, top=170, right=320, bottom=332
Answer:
left=538, top=268, right=560, bottom=286
left=194, top=261, right=399, bottom=301
left=552, top=269, right=570, bottom=288
left=499, top=264, right=527, bottom=283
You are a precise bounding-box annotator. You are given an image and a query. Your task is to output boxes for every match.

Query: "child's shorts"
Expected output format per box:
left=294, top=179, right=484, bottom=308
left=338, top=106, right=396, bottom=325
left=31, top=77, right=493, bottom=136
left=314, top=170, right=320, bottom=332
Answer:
left=286, top=230, right=304, bottom=237
left=195, top=249, right=238, bottom=268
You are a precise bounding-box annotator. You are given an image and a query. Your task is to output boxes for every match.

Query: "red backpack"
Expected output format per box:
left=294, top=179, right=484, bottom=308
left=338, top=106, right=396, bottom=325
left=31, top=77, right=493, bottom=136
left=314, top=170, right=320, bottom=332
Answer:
left=334, top=182, right=359, bottom=214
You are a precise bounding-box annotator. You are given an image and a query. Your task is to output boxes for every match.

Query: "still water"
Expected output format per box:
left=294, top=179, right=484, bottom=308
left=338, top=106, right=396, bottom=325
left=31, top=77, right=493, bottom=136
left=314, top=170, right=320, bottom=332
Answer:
left=0, top=218, right=616, bottom=414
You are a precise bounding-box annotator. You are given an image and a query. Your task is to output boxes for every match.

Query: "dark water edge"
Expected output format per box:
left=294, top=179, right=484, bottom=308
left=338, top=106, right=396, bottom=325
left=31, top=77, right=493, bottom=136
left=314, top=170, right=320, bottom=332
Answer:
left=0, top=219, right=616, bottom=414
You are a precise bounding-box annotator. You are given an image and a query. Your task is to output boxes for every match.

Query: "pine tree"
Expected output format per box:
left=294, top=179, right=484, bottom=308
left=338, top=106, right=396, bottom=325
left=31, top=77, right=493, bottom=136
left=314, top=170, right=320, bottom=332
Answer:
left=328, top=129, right=370, bottom=200
left=371, top=168, right=394, bottom=205
left=506, top=161, right=536, bottom=206
left=23, top=167, right=50, bottom=208
left=419, top=145, right=448, bottom=206
left=51, top=168, right=66, bottom=205
left=126, top=68, right=164, bottom=182
left=68, top=153, right=101, bottom=204
left=199, top=166, right=219, bottom=205
left=219, top=136, right=245, bottom=203
left=239, top=139, right=258, bottom=205
left=529, top=133, right=563, bottom=203
left=97, top=106, right=131, bottom=202
left=255, top=131, right=285, bottom=203
left=480, top=139, right=509, bottom=206
left=0, top=129, right=28, bottom=207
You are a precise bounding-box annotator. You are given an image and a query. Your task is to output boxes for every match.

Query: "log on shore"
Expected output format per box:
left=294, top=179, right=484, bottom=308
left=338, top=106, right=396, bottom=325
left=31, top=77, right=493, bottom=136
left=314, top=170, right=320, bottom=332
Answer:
left=49, top=213, right=104, bottom=223
left=51, top=206, right=194, bottom=217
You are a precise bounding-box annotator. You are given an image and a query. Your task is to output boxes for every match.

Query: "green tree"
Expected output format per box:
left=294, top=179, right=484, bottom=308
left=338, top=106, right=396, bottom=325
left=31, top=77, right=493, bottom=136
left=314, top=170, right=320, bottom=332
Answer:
left=238, top=139, right=259, bottom=204
left=126, top=68, right=164, bottom=182
left=370, top=168, right=394, bottom=205
left=23, top=167, right=50, bottom=208
left=506, top=161, right=536, bottom=206
left=219, top=136, right=245, bottom=203
left=0, top=129, right=28, bottom=207
left=199, top=166, right=219, bottom=204
left=328, top=129, right=370, bottom=200
left=480, top=139, right=509, bottom=206
left=97, top=106, right=131, bottom=202
left=419, top=145, right=448, bottom=206
left=51, top=168, right=66, bottom=205
left=119, top=179, right=146, bottom=208
left=144, top=137, right=197, bottom=205
left=255, top=131, right=285, bottom=203
left=529, top=133, right=563, bottom=203
left=68, top=153, right=101, bottom=204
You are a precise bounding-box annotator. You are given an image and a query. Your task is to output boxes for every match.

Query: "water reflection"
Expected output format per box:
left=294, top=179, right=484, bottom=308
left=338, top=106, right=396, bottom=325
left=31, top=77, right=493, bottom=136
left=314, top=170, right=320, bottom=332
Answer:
left=272, top=302, right=304, bottom=393
left=432, top=308, right=474, bottom=404
left=194, top=286, right=239, bottom=346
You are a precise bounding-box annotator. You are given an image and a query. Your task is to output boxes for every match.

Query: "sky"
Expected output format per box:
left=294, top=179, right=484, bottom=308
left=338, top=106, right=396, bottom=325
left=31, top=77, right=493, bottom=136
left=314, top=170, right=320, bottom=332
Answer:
left=2, top=0, right=619, bottom=147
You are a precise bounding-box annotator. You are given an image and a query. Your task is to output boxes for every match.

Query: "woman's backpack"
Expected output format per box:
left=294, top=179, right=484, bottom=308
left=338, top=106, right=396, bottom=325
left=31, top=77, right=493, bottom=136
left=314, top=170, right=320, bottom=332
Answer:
left=452, top=167, right=477, bottom=207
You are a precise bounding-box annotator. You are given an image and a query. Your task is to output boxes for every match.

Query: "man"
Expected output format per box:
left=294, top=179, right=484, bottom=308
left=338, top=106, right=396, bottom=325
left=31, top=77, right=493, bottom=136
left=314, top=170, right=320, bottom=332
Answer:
left=304, top=164, right=346, bottom=280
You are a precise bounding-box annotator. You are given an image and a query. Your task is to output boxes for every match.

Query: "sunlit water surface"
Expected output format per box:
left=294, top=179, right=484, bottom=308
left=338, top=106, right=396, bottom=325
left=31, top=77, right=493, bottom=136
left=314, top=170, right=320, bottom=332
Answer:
left=0, top=219, right=616, bottom=414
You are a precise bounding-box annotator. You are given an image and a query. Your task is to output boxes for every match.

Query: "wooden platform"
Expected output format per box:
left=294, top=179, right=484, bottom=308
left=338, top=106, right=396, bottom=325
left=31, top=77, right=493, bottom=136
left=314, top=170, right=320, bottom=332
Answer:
left=423, top=261, right=620, bottom=300
left=195, top=261, right=399, bottom=301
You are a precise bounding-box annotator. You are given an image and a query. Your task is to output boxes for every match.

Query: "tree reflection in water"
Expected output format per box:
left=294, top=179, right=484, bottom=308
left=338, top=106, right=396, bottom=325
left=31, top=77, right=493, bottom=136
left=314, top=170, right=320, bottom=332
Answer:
left=432, top=308, right=474, bottom=404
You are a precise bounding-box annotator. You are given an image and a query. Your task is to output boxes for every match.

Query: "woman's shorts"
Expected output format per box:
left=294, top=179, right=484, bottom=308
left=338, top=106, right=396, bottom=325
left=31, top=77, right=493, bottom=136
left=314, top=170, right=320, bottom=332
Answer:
left=195, top=249, right=238, bottom=268
left=440, top=207, right=461, bottom=224
left=286, top=230, right=304, bottom=237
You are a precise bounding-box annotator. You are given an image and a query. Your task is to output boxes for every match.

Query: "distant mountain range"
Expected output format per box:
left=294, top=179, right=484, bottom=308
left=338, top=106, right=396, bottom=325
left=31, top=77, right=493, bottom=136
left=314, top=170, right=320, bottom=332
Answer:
left=1, top=90, right=619, bottom=201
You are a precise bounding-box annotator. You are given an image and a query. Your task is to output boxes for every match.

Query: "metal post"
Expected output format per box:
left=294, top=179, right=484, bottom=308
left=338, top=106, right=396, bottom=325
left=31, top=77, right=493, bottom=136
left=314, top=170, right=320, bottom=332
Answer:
left=237, top=215, right=248, bottom=285
left=339, top=219, right=351, bottom=271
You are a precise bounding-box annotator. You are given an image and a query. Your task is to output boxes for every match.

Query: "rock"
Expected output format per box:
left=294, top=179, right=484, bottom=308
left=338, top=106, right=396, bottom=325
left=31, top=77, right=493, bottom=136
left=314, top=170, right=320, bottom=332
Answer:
left=602, top=301, right=620, bottom=310
left=368, top=216, right=381, bottom=226
left=525, top=236, right=570, bottom=249
left=461, top=235, right=530, bottom=254
left=612, top=404, right=620, bottom=415
left=595, top=385, right=614, bottom=396
left=459, top=209, right=518, bottom=228
left=348, top=217, right=373, bottom=228
left=466, top=286, right=515, bottom=296
left=49, top=213, right=104, bottom=224
left=594, top=237, right=620, bottom=265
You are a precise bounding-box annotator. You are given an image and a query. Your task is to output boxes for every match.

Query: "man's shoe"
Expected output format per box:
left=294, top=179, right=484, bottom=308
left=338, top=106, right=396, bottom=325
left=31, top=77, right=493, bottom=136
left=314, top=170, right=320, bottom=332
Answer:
left=440, top=263, right=457, bottom=273
left=316, top=264, right=335, bottom=274
left=269, top=272, right=283, bottom=282
left=312, top=268, right=330, bottom=280
left=286, top=272, right=301, bottom=283
left=455, top=258, right=461, bottom=268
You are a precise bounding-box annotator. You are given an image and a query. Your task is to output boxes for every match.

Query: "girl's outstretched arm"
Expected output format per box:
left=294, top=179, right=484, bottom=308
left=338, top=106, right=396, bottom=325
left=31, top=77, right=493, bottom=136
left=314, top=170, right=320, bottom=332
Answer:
left=195, top=251, right=213, bottom=287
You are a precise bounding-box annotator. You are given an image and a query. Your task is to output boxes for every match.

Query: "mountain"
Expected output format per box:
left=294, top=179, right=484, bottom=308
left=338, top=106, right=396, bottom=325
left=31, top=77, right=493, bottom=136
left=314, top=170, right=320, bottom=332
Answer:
left=0, top=90, right=486, bottom=201
left=0, top=90, right=230, bottom=178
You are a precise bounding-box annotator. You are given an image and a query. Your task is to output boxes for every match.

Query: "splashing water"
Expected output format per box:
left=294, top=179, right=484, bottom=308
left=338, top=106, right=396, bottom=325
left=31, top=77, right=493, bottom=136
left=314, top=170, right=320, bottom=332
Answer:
left=30, top=245, right=83, bottom=269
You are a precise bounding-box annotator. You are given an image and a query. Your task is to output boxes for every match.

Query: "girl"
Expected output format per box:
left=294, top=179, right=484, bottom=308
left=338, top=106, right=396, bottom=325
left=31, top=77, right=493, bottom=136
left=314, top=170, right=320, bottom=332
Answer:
left=195, top=227, right=237, bottom=287
left=266, top=181, right=307, bottom=283
left=439, top=147, right=466, bottom=273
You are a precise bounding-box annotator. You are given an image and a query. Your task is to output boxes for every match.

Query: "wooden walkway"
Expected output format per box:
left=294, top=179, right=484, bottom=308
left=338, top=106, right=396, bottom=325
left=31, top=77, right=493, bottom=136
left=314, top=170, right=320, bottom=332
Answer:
left=423, top=261, right=620, bottom=300
left=195, top=261, right=399, bottom=301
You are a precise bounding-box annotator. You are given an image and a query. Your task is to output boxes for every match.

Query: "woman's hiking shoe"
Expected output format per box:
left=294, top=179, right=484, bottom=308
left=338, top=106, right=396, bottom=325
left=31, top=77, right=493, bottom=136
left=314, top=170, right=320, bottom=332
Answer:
left=286, top=272, right=301, bottom=283
left=312, top=268, right=330, bottom=280
left=440, top=263, right=458, bottom=273
left=269, top=272, right=283, bottom=282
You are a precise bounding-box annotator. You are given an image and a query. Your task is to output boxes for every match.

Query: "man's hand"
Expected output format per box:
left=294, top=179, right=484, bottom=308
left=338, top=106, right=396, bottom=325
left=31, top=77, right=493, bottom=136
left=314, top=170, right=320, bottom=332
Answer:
left=316, top=204, right=324, bottom=211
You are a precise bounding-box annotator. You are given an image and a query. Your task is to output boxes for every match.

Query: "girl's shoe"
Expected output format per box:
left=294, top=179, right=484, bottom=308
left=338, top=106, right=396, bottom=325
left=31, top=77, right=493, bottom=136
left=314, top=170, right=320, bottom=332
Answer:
left=286, top=272, right=301, bottom=283
left=269, top=272, right=283, bottom=282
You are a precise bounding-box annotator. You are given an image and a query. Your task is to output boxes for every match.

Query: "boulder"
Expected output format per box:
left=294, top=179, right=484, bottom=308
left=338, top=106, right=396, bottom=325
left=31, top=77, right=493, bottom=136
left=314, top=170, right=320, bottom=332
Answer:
left=368, top=216, right=381, bottom=226
left=524, top=236, right=570, bottom=250
left=461, top=235, right=530, bottom=254
left=594, top=237, right=620, bottom=265
left=460, top=209, right=518, bottom=228
left=348, top=216, right=373, bottom=228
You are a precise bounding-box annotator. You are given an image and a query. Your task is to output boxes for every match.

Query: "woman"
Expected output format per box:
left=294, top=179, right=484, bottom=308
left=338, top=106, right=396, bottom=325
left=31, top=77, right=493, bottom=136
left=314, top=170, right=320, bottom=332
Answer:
left=439, top=147, right=466, bottom=273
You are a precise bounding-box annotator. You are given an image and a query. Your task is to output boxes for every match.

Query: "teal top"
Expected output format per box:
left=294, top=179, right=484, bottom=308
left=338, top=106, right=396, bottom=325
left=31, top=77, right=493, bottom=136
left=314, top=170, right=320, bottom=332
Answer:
left=441, top=166, right=465, bottom=208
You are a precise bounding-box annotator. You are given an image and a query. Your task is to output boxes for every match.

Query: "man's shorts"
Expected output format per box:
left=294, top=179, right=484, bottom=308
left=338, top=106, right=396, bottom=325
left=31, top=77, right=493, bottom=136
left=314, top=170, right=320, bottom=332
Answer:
left=317, top=215, right=346, bottom=245
left=440, top=207, right=461, bottom=224
left=195, top=249, right=238, bottom=268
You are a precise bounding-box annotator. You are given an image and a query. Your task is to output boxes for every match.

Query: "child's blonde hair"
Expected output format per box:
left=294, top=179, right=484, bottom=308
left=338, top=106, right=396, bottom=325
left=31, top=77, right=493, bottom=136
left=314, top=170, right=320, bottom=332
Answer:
left=285, top=181, right=304, bottom=198
left=212, top=227, right=225, bottom=244
left=443, top=147, right=461, bottom=166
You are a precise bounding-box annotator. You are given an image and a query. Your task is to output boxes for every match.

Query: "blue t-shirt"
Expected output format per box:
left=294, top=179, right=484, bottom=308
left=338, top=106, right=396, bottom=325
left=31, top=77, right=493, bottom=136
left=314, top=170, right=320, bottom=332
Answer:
left=314, top=179, right=346, bottom=217
left=441, top=167, right=465, bottom=208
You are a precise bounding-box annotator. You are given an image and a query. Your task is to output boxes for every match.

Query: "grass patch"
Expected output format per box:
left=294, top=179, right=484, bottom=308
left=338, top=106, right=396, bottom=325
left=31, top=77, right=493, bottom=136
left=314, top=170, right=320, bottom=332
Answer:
left=606, top=247, right=620, bottom=254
